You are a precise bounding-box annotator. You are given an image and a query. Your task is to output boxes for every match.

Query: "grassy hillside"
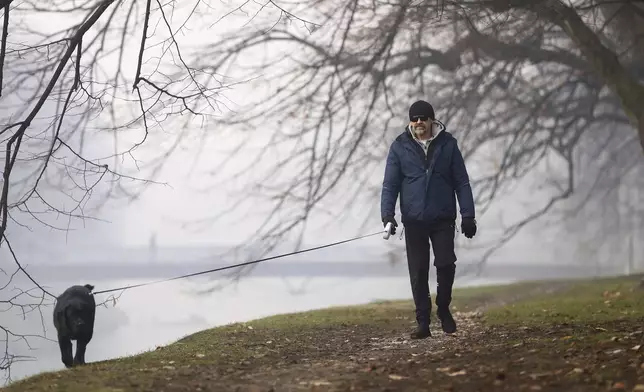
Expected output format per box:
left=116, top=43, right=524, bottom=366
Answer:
left=5, top=274, right=644, bottom=391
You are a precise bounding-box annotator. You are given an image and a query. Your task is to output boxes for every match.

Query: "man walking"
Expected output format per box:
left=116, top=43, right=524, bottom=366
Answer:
left=380, top=100, right=477, bottom=339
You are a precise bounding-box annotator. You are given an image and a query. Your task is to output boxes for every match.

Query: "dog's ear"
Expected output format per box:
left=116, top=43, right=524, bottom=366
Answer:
left=84, top=284, right=94, bottom=292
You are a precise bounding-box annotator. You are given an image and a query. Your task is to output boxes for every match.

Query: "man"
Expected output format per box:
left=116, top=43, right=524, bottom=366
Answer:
left=380, top=100, right=477, bottom=339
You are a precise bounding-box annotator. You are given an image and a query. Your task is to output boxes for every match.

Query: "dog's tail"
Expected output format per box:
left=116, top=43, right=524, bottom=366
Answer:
left=84, top=284, right=95, bottom=292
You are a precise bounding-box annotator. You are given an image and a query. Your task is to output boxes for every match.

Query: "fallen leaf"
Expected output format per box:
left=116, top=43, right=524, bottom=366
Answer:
left=388, top=374, right=406, bottom=380
left=448, top=370, right=467, bottom=376
left=612, top=381, right=626, bottom=389
left=247, top=325, right=253, bottom=330
left=632, top=345, right=641, bottom=351
left=195, top=353, right=205, bottom=358
left=311, top=380, right=331, bottom=386
left=529, top=372, right=552, bottom=380
left=595, top=327, right=608, bottom=332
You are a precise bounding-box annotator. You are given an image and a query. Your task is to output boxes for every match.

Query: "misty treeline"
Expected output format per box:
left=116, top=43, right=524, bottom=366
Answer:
left=0, top=0, right=643, bottom=381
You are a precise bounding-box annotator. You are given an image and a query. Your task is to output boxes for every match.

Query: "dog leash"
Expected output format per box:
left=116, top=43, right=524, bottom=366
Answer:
left=92, top=230, right=384, bottom=296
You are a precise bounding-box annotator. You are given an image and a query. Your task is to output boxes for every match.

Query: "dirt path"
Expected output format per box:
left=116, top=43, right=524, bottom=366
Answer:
left=144, top=310, right=644, bottom=392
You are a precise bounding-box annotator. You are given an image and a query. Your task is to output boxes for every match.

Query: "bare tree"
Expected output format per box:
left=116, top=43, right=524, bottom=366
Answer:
left=190, top=0, right=643, bottom=270
left=0, top=0, right=310, bottom=381
left=1, top=0, right=642, bottom=380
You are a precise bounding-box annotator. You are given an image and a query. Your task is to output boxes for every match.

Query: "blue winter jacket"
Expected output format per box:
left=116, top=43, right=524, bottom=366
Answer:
left=380, top=126, right=475, bottom=224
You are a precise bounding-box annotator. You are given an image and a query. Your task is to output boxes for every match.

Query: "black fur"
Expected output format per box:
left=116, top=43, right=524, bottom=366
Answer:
left=53, top=284, right=96, bottom=368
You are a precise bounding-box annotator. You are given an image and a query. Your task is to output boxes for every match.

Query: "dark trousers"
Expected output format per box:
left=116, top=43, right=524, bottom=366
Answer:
left=404, top=220, right=457, bottom=326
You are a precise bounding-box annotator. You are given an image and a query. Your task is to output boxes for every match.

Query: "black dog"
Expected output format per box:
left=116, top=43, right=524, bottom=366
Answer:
left=53, top=284, right=96, bottom=368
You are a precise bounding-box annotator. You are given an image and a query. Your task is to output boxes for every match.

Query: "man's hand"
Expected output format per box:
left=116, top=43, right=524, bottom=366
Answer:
left=382, top=216, right=398, bottom=235
left=461, top=217, right=477, bottom=239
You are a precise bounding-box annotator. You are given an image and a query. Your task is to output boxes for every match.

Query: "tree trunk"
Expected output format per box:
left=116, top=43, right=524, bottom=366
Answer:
left=539, top=0, right=644, bottom=153
left=489, top=0, right=644, bottom=153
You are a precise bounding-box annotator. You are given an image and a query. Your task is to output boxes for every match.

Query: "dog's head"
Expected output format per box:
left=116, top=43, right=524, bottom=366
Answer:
left=65, top=302, right=92, bottom=336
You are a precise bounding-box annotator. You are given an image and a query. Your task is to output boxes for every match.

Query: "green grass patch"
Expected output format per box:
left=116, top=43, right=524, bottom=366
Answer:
left=484, top=274, right=644, bottom=326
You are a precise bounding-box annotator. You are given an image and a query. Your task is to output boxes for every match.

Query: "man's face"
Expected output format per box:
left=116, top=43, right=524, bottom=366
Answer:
left=409, top=115, right=430, bottom=136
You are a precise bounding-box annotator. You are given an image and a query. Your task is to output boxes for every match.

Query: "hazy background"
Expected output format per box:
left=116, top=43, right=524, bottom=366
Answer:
left=0, top=0, right=642, bottom=386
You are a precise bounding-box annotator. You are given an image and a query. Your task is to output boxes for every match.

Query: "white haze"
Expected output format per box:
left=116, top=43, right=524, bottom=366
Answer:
left=0, top=0, right=642, bottom=386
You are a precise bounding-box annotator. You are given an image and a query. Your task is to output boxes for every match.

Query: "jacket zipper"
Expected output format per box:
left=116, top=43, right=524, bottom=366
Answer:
left=406, top=132, right=434, bottom=220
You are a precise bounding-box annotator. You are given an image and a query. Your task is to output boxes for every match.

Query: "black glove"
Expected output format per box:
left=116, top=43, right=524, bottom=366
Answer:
left=382, top=216, right=398, bottom=235
left=461, top=217, right=477, bottom=239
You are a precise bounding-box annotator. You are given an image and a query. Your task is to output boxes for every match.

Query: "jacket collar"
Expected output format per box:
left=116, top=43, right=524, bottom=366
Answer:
left=405, top=123, right=445, bottom=145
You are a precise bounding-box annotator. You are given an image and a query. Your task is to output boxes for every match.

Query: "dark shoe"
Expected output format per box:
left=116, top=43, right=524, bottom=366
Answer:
left=410, top=324, right=431, bottom=339
left=437, top=308, right=456, bottom=334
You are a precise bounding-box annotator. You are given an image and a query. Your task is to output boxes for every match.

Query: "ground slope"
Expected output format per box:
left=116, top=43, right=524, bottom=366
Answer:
left=5, top=275, right=644, bottom=392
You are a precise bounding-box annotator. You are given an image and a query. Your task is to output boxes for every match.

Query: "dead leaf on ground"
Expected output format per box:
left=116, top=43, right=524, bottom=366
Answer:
left=529, top=372, right=552, bottom=380
left=299, top=380, right=332, bottom=386
left=603, top=290, right=621, bottom=299
left=568, top=368, right=584, bottom=375
left=388, top=374, right=407, bottom=380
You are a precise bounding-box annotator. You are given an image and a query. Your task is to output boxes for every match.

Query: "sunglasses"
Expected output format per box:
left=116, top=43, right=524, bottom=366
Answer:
left=411, top=116, right=429, bottom=122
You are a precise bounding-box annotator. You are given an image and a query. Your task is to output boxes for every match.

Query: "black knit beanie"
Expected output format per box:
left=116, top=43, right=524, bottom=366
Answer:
left=409, top=100, right=435, bottom=121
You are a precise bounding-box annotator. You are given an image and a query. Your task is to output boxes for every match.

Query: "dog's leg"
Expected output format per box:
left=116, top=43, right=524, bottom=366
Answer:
left=73, top=338, right=88, bottom=366
left=58, top=335, right=74, bottom=368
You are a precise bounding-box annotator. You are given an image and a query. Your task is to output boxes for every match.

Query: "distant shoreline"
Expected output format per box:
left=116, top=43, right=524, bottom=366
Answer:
left=23, top=260, right=629, bottom=282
